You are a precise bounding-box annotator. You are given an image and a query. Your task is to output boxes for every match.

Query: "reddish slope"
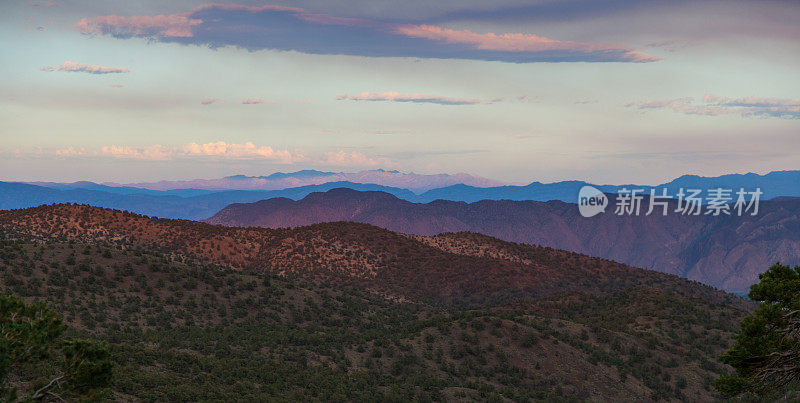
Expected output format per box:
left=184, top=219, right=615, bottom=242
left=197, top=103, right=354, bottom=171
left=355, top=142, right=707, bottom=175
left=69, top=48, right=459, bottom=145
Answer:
left=0, top=204, right=739, bottom=305
left=205, top=188, right=800, bottom=293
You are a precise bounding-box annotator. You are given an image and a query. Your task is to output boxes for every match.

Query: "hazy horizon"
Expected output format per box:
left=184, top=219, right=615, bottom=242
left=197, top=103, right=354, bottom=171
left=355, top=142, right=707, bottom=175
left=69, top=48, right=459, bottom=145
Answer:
left=8, top=167, right=799, bottom=190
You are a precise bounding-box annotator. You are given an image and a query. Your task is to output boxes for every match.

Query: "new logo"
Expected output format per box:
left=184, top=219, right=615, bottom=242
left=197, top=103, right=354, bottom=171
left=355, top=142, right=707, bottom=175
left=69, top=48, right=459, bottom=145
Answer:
left=578, top=186, right=608, bottom=217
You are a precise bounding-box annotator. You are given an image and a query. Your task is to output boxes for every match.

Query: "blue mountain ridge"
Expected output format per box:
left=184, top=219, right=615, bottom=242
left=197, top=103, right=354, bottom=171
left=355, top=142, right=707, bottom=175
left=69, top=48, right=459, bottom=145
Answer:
left=3, top=170, right=798, bottom=219
left=416, top=171, right=800, bottom=203
left=0, top=181, right=415, bottom=220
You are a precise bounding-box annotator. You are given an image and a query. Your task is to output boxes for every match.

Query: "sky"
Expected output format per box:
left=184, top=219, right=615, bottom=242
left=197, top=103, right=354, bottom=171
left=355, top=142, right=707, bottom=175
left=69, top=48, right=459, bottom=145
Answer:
left=1, top=0, right=799, bottom=185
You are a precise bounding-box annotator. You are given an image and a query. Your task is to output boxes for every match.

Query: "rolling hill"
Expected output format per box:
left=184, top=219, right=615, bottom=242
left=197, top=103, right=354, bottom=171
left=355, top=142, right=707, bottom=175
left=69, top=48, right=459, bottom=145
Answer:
left=0, top=203, right=752, bottom=400
left=0, top=203, right=744, bottom=304
left=206, top=189, right=800, bottom=294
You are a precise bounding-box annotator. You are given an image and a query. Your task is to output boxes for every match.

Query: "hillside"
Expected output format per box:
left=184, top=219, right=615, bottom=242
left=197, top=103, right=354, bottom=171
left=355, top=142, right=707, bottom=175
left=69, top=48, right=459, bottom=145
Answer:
left=0, top=203, right=746, bottom=307
left=206, top=189, right=800, bottom=294
left=0, top=225, right=750, bottom=400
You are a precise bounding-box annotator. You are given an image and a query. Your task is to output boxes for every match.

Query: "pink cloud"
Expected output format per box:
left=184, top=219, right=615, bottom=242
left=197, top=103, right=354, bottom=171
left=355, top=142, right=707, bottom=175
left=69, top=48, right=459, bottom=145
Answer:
left=701, top=94, right=725, bottom=104
left=336, top=91, right=495, bottom=105
left=50, top=141, right=395, bottom=166
left=76, top=4, right=300, bottom=39
left=394, top=24, right=660, bottom=63
left=182, top=141, right=297, bottom=163
left=201, top=97, right=220, bottom=105
left=101, top=145, right=172, bottom=160
left=100, top=142, right=300, bottom=163
left=40, top=61, right=130, bottom=74
left=77, top=14, right=202, bottom=38
left=55, top=147, right=85, bottom=157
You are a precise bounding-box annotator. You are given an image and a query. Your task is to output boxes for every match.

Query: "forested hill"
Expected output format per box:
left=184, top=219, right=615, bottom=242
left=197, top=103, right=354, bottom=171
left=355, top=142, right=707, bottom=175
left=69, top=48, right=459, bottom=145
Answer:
left=0, top=238, right=750, bottom=401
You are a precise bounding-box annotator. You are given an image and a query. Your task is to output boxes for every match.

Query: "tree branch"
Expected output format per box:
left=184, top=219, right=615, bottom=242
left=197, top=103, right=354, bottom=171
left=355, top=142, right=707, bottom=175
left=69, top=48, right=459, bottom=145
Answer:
left=30, top=375, right=63, bottom=401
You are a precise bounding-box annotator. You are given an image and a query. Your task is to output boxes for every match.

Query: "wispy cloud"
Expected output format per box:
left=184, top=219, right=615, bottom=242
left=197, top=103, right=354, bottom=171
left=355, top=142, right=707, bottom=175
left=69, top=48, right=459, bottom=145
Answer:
left=644, top=40, right=696, bottom=53
left=336, top=91, right=495, bottom=105
left=322, top=150, right=393, bottom=167
left=38, top=142, right=396, bottom=167
left=29, top=1, right=57, bottom=7
left=54, top=147, right=85, bottom=157
left=394, top=24, right=659, bottom=62
left=382, top=149, right=486, bottom=160
left=40, top=61, right=130, bottom=74
left=101, top=145, right=172, bottom=160
left=627, top=97, right=694, bottom=109
left=85, top=142, right=395, bottom=167
left=241, top=97, right=272, bottom=104
left=98, top=142, right=300, bottom=163
left=76, top=4, right=658, bottom=63
left=370, top=130, right=398, bottom=136
left=627, top=94, right=800, bottom=119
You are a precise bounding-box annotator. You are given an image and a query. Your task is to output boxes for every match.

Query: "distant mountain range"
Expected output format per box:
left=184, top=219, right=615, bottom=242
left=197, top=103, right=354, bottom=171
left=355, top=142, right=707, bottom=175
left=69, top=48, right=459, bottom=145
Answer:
left=55, top=170, right=800, bottom=202
left=0, top=181, right=416, bottom=220
left=205, top=188, right=800, bottom=294
left=7, top=170, right=800, bottom=221
left=417, top=170, right=800, bottom=203
left=101, top=169, right=509, bottom=193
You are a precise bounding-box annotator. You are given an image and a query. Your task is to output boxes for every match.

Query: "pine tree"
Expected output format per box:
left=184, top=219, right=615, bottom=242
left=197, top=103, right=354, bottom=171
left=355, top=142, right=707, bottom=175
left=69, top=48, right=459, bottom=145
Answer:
left=715, top=263, right=800, bottom=398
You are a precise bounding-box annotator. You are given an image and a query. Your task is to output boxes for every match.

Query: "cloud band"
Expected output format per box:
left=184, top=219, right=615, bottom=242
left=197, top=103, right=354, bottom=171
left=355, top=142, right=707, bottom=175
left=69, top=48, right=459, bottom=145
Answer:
left=76, top=4, right=658, bottom=63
